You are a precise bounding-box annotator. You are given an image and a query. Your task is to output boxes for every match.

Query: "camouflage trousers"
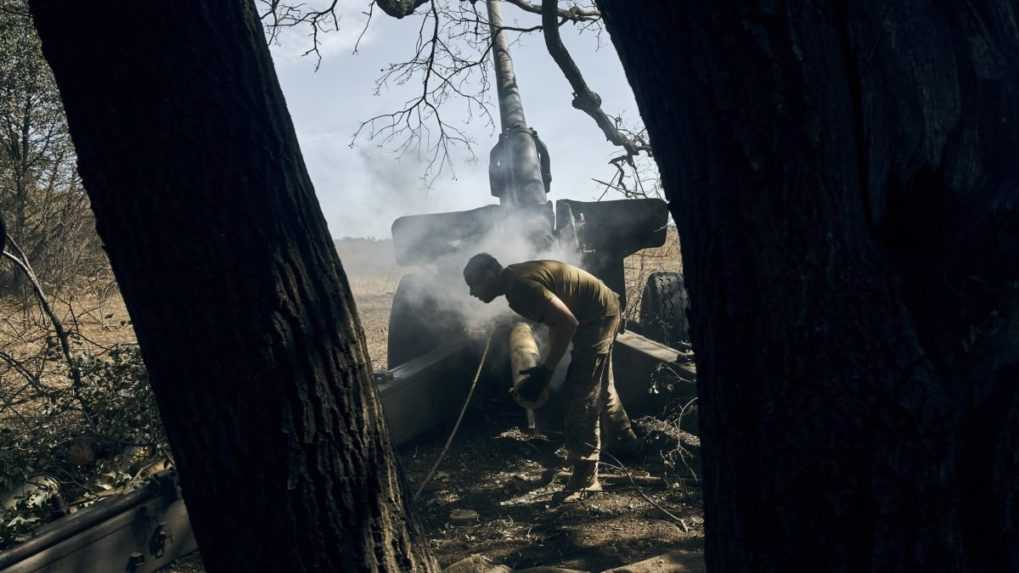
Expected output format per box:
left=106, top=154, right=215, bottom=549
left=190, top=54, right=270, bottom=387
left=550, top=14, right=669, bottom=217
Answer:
left=563, top=313, right=638, bottom=464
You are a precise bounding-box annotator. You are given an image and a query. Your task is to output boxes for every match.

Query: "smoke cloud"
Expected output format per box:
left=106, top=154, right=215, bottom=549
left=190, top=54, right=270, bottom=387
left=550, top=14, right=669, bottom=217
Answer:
left=388, top=205, right=583, bottom=392
left=398, top=206, right=583, bottom=330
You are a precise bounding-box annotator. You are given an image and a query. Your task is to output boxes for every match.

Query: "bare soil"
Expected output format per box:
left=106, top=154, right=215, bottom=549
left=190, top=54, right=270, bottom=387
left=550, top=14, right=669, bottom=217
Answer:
left=399, top=411, right=704, bottom=571
left=166, top=412, right=704, bottom=572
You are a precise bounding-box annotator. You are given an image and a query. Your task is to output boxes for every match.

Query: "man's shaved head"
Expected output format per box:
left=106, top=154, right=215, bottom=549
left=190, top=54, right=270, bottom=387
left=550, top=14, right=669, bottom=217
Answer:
left=463, top=253, right=504, bottom=303
left=463, top=252, right=501, bottom=282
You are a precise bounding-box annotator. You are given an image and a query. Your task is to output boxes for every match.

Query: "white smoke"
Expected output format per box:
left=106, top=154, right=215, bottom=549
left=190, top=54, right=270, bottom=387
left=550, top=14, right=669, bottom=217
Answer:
left=404, top=206, right=583, bottom=334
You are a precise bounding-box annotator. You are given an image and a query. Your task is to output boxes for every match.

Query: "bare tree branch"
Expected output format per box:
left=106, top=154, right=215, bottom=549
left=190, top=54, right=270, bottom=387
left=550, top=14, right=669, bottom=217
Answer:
left=540, top=0, right=644, bottom=157
left=2, top=233, right=93, bottom=427
left=367, top=0, right=601, bottom=24
left=350, top=1, right=512, bottom=180
left=353, top=0, right=377, bottom=54
left=258, top=0, right=620, bottom=185
left=256, top=0, right=340, bottom=69
left=0, top=348, right=42, bottom=391
left=505, top=0, right=599, bottom=22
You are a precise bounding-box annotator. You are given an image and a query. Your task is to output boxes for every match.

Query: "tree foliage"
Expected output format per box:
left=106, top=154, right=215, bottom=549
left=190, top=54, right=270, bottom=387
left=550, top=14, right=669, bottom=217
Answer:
left=0, top=0, right=105, bottom=292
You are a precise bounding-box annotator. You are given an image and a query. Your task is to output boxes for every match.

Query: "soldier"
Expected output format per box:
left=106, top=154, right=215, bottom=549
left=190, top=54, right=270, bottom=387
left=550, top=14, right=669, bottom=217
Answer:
left=463, top=253, right=639, bottom=500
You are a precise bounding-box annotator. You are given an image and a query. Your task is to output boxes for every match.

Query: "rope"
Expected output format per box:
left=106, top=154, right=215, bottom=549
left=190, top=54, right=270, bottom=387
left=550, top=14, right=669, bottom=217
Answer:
left=412, top=331, right=494, bottom=502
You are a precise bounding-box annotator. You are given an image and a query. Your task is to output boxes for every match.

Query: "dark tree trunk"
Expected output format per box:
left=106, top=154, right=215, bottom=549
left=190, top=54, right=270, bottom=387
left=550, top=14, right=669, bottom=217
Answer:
left=598, top=2, right=1019, bottom=572
left=28, top=2, right=438, bottom=572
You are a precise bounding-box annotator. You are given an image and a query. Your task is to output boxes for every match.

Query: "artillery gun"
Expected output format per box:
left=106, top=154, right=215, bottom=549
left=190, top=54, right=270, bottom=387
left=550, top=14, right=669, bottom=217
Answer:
left=376, top=0, right=693, bottom=443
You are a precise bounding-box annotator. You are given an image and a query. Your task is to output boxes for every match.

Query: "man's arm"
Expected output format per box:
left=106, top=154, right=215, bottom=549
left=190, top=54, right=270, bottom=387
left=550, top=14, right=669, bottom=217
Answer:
left=510, top=287, right=578, bottom=407
left=541, top=294, right=579, bottom=370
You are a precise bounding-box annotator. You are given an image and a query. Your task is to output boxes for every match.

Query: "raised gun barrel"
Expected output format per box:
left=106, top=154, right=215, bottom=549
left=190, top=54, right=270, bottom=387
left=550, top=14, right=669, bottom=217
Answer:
left=486, top=0, right=549, bottom=211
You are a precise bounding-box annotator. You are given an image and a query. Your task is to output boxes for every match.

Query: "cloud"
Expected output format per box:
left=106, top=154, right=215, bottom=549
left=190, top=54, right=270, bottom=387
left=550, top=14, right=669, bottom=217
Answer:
left=301, top=144, right=492, bottom=238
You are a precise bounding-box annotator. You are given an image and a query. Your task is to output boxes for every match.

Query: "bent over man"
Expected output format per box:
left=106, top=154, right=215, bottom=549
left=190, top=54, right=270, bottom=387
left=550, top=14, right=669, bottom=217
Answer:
left=463, top=253, right=639, bottom=498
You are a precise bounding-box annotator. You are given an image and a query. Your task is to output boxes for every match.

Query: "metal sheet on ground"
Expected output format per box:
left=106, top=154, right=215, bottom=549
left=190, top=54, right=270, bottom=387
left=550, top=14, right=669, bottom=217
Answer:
left=0, top=495, right=196, bottom=573
left=377, top=341, right=474, bottom=447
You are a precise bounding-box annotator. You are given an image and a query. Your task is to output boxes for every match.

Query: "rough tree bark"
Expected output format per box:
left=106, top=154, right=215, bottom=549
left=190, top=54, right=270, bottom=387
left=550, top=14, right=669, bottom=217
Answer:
left=376, top=0, right=429, bottom=19
left=28, top=2, right=438, bottom=572
left=598, top=2, right=1019, bottom=572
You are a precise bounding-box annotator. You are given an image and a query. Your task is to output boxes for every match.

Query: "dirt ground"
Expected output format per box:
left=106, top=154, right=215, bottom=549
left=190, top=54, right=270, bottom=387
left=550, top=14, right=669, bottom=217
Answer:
left=167, top=410, right=704, bottom=572
left=398, top=408, right=704, bottom=571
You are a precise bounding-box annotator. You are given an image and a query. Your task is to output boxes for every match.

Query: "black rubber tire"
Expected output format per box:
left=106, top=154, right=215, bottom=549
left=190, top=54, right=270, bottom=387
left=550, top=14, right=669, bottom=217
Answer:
left=387, top=273, right=466, bottom=368
left=638, top=271, right=690, bottom=346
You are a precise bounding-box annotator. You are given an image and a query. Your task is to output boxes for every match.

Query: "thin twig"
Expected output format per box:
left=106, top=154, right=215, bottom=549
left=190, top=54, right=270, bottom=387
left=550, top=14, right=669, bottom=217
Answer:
left=505, top=0, right=600, bottom=21
left=2, top=235, right=94, bottom=427
left=540, top=0, right=645, bottom=156
left=257, top=0, right=340, bottom=69
left=673, top=397, right=700, bottom=482
left=353, top=0, right=377, bottom=54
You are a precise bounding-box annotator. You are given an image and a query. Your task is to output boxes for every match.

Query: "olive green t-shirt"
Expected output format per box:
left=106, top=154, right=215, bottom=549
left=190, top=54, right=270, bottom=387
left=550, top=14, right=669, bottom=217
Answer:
left=502, top=260, right=620, bottom=325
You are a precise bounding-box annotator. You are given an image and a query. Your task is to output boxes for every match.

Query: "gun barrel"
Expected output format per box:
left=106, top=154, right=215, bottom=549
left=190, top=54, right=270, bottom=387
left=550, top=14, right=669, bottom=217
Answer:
left=487, top=0, right=527, bottom=131
left=486, top=0, right=548, bottom=209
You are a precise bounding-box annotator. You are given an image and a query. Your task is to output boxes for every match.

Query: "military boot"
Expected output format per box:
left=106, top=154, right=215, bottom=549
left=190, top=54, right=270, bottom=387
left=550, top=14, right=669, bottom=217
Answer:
left=603, top=379, right=640, bottom=462
left=562, top=460, right=602, bottom=502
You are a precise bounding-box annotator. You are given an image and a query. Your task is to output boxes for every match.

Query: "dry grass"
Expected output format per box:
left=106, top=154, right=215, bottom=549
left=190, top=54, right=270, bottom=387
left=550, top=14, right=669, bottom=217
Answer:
left=347, top=274, right=399, bottom=372
left=0, top=291, right=135, bottom=427
left=0, top=274, right=395, bottom=384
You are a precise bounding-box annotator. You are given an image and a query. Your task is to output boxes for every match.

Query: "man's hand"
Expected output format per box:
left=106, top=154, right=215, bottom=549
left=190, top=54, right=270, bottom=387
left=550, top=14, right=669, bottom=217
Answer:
left=512, top=365, right=553, bottom=408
